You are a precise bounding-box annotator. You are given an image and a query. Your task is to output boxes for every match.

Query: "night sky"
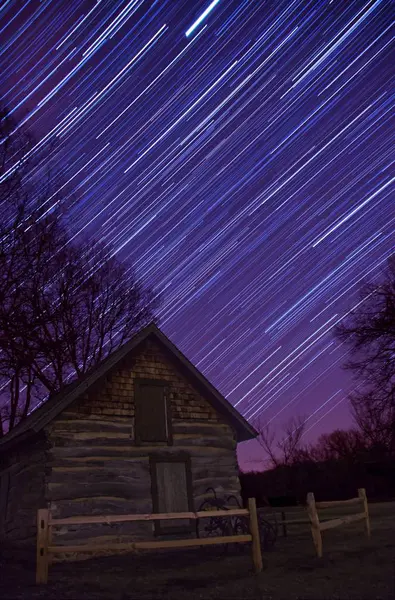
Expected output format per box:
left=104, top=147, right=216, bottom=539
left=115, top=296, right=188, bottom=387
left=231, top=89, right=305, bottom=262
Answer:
left=1, top=0, right=394, bottom=469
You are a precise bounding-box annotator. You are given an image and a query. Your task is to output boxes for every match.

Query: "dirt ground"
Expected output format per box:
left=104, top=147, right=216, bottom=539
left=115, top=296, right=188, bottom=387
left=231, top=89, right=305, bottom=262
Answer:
left=1, top=501, right=394, bottom=600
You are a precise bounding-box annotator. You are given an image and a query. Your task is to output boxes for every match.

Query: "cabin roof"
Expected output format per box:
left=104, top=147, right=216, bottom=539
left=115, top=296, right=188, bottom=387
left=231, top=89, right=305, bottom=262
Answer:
left=0, top=323, right=257, bottom=451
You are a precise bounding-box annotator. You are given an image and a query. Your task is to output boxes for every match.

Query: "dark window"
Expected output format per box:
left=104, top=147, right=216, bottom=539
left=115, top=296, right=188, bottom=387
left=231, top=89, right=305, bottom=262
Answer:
left=134, top=379, right=171, bottom=444
left=150, top=454, right=194, bottom=535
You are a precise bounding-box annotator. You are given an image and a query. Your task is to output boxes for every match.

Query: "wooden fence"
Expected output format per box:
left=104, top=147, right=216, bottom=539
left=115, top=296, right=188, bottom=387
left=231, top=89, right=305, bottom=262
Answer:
left=307, top=487, right=370, bottom=557
left=263, top=488, right=370, bottom=557
left=36, top=497, right=262, bottom=584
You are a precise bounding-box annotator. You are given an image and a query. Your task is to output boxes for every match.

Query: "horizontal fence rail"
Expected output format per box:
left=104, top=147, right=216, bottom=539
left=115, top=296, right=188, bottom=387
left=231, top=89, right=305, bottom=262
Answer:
left=315, top=497, right=362, bottom=509
left=47, top=535, right=253, bottom=554
left=47, top=508, right=249, bottom=526
left=36, top=497, right=262, bottom=584
left=319, top=513, right=366, bottom=532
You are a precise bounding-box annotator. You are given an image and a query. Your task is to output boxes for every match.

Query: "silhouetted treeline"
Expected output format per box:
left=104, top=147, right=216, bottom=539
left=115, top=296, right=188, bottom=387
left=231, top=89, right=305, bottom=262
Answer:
left=240, top=456, right=395, bottom=506
left=335, top=256, right=395, bottom=457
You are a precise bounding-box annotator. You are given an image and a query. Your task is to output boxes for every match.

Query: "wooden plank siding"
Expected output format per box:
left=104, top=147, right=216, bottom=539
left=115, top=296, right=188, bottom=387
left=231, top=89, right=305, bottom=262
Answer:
left=41, top=338, right=241, bottom=557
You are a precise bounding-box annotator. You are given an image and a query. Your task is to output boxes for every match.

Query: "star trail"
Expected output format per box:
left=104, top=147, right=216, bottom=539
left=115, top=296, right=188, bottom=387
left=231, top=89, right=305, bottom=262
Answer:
left=1, top=0, right=394, bottom=466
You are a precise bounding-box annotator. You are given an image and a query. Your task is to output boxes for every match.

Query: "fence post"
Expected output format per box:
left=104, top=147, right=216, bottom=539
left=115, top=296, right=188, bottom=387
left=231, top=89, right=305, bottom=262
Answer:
left=358, top=488, right=371, bottom=538
left=248, top=497, right=263, bottom=573
left=36, top=508, right=50, bottom=584
left=281, top=511, right=287, bottom=537
left=47, top=521, right=53, bottom=567
left=306, top=493, right=322, bottom=558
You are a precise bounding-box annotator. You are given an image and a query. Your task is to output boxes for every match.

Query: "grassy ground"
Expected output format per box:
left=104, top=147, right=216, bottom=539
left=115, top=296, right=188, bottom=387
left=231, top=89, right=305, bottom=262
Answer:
left=2, top=501, right=394, bottom=600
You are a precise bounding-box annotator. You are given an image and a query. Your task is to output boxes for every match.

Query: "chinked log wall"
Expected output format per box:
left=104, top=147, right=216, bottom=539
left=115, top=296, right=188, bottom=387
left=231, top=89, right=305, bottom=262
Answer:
left=44, top=339, right=240, bottom=556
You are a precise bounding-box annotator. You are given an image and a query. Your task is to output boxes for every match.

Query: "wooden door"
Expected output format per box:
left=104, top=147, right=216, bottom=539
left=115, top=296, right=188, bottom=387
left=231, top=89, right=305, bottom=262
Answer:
left=150, top=455, right=193, bottom=535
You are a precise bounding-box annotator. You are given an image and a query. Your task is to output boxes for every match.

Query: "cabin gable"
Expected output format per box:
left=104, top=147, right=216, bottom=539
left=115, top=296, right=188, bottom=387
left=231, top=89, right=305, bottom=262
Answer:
left=47, top=338, right=231, bottom=443
left=41, top=338, right=240, bottom=552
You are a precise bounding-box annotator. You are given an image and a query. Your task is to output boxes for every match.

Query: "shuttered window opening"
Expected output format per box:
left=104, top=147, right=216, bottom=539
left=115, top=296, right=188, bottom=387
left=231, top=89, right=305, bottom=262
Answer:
left=150, top=455, right=194, bottom=535
left=134, top=379, right=171, bottom=444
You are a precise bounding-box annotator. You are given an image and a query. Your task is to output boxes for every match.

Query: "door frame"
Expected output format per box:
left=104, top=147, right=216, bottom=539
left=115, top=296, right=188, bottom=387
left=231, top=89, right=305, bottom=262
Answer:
left=149, top=452, right=194, bottom=535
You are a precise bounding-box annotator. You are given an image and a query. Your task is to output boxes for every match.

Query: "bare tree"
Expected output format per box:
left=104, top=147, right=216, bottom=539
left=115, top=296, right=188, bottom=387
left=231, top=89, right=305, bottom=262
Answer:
left=336, top=258, right=395, bottom=456
left=0, top=109, right=160, bottom=434
left=255, top=415, right=307, bottom=468
left=306, top=428, right=367, bottom=462
left=0, top=107, right=58, bottom=432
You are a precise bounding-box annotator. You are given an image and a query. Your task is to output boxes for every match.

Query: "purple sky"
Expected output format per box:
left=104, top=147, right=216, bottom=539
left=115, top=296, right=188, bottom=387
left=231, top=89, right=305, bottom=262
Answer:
left=1, top=1, right=394, bottom=469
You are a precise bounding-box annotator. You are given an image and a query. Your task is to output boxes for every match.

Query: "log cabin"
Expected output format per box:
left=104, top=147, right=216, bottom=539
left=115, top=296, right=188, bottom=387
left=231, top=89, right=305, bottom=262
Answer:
left=0, top=323, right=256, bottom=557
